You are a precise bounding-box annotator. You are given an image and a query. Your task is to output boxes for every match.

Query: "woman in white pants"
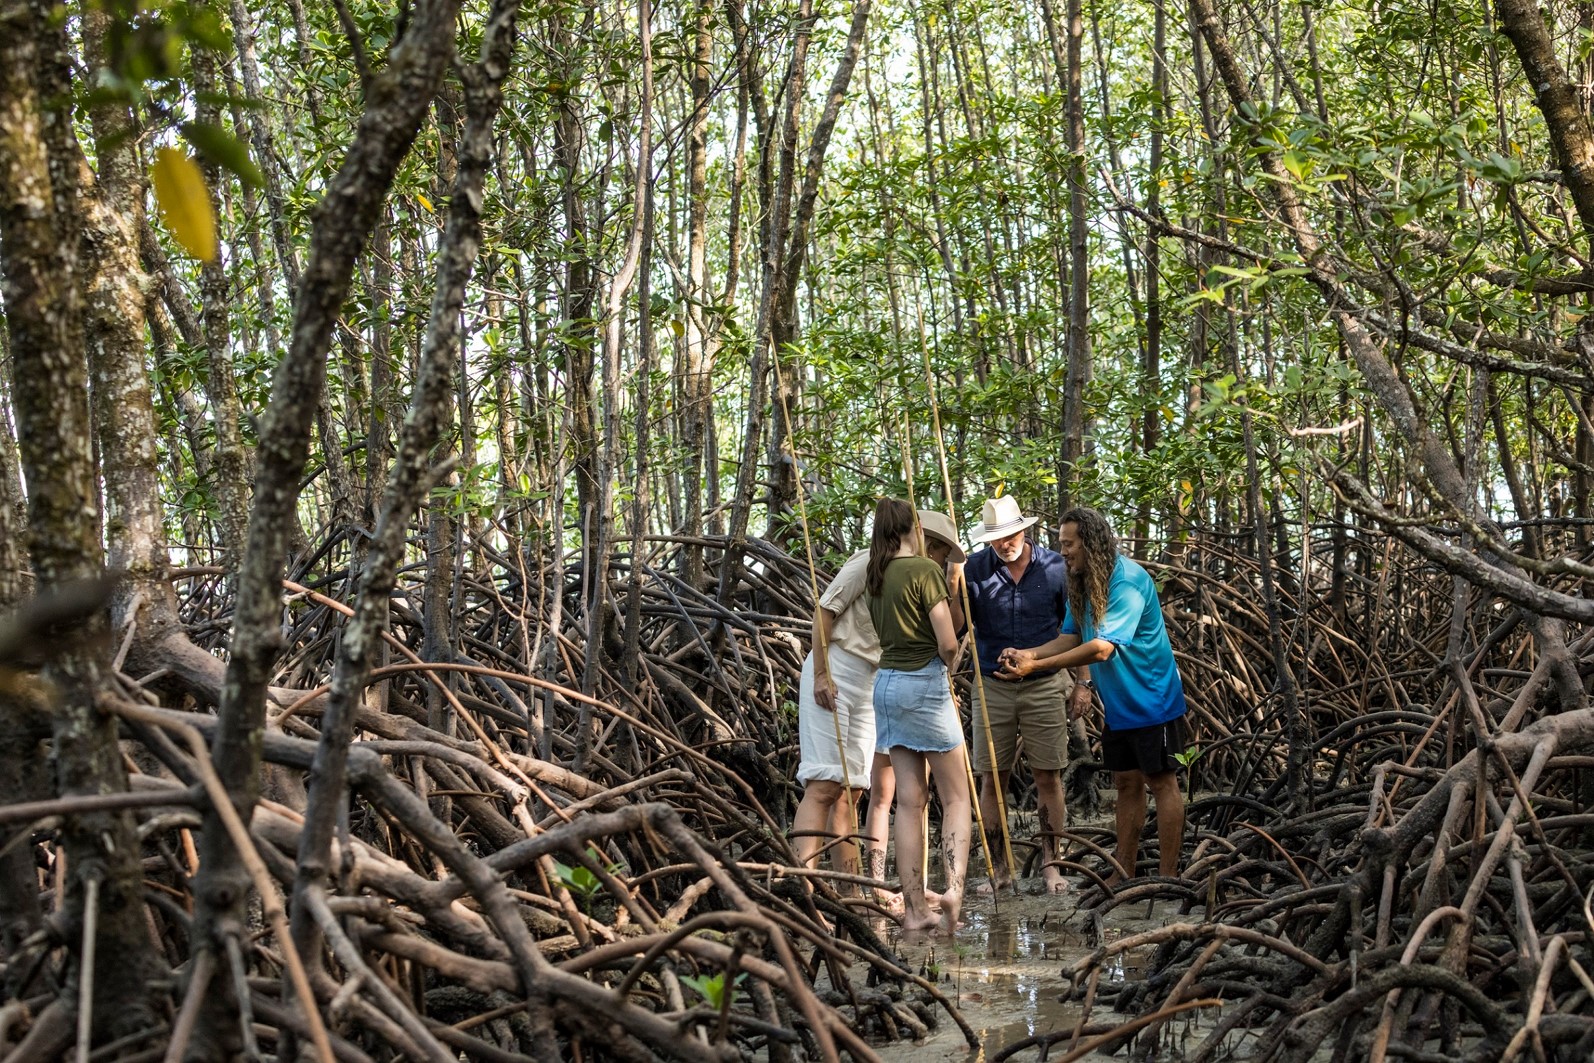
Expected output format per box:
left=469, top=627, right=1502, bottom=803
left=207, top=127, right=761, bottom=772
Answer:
left=792, top=509, right=965, bottom=913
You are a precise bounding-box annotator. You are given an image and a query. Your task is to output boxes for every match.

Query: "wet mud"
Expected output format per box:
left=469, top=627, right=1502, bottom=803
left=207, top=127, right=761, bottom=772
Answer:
left=857, top=886, right=1173, bottom=1062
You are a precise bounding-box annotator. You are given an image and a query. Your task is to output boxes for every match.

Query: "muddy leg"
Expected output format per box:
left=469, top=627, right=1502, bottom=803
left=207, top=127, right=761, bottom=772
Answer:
left=926, top=746, right=972, bottom=935
left=975, top=771, right=1012, bottom=893
left=890, top=748, right=938, bottom=931
left=865, top=752, right=899, bottom=909
left=1111, top=770, right=1148, bottom=886
left=1034, top=768, right=1069, bottom=893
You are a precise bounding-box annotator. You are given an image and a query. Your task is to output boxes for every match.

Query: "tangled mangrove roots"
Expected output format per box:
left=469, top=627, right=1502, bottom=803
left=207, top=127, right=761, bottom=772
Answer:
left=5, top=513, right=1592, bottom=1062
left=0, top=532, right=976, bottom=1063
left=1001, top=521, right=1594, bottom=1062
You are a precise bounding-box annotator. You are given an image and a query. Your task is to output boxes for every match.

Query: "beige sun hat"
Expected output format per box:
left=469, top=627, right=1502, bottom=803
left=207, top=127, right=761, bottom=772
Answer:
left=917, top=510, right=967, bottom=563
left=970, top=496, right=1039, bottom=543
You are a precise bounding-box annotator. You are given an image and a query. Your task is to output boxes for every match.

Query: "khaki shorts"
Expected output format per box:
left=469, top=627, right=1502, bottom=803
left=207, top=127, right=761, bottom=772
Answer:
left=968, top=669, right=1071, bottom=774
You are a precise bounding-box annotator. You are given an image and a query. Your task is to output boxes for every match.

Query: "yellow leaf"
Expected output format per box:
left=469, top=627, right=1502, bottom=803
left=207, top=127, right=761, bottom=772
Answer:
left=416, top=193, right=434, bottom=213
left=151, top=147, right=217, bottom=263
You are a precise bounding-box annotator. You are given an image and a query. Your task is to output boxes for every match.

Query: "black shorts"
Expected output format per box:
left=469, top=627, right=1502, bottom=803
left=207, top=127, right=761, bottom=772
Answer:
left=1101, top=715, right=1188, bottom=776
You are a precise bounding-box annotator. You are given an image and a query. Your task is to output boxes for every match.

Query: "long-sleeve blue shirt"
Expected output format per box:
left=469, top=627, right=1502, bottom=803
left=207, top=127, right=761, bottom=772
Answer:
left=963, top=541, right=1070, bottom=677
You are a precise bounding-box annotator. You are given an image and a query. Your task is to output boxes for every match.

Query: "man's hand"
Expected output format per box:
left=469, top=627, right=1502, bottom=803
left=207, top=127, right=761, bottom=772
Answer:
left=1068, top=681, right=1094, bottom=720
left=996, top=647, right=1037, bottom=680
left=813, top=673, right=839, bottom=712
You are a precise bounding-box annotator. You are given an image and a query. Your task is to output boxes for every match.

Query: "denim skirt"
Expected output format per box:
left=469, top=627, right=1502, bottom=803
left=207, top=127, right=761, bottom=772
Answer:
left=873, top=658, right=964, bottom=754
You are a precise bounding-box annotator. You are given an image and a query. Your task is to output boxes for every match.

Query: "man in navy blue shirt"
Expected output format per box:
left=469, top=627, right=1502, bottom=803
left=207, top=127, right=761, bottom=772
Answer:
left=960, top=496, right=1089, bottom=893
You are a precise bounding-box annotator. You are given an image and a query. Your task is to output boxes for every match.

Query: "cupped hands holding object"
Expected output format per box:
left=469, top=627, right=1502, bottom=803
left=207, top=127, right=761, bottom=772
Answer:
left=995, top=645, right=1039, bottom=679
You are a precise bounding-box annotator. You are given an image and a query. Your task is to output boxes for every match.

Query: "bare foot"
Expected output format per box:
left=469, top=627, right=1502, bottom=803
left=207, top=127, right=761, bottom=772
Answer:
left=975, top=876, right=1013, bottom=896
left=937, top=890, right=963, bottom=936
left=870, top=890, right=939, bottom=914
left=900, top=907, right=941, bottom=932
left=1042, top=867, right=1073, bottom=894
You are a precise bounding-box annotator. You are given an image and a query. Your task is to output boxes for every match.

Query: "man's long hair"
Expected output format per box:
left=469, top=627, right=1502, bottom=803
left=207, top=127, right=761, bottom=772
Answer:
left=1061, top=506, right=1117, bottom=631
left=866, top=498, right=918, bottom=596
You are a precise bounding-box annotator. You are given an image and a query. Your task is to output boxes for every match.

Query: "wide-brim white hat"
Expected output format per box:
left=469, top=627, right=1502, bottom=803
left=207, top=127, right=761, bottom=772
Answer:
left=917, top=510, right=968, bottom=563
left=970, top=496, right=1038, bottom=543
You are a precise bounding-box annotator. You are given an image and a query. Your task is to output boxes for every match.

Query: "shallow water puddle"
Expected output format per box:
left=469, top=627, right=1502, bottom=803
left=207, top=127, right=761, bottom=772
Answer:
left=864, top=888, right=1166, bottom=1062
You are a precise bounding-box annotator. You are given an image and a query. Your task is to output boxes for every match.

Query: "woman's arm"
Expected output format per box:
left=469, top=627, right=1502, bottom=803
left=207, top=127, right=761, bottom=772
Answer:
left=810, top=606, right=842, bottom=711
left=930, top=599, right=961, bottom=669
left=944, top=562, right=965, bottom=633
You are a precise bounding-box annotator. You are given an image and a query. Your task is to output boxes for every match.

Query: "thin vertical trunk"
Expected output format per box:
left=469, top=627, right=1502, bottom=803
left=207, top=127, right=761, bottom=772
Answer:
left=939, top=0, right=1015, bottom=367
left=231, top=0, right=303, bottom=287
left=1087, top=0, right=1148, bottom=534
left=1137, top=0, right=1167, bottom=554
left=910, top=8, right=969, bottom=347
left=1243, top=311, right=1305, bottom=808
left=717, top=0, right=816, bottom=609
left=317, top=383, right=359, bottom=528
left=550, top=9, right=603, bottom=582
left=1579, top=386, right=1594, bottom=551
left=1445, top=367, right=1489, bottom=666
left=423, top=95, right=462, bottom=744
left=1061, top=0, right=1090, bottom=504
left=192, top=47, right=253, bottom=570
left=1487, top=375, right=1541, bottom=559
left=681, top=0, right=714, bottom=587
left=0, top=361, right=25, bottom=592
left=283, top=0, right=324, bottom=123
left=81, top=12, right=169, bottom=598
left=488, top=275, right=524, bottom=562
left=224, top=58, right=282, bottom=356
left=367, top=213, right=396, bottom=514
left=577, top=0, right=652, bottom=767
left=1037, top=0, right=1090, bottom=508
left=1168, top=0, right=1223, bottom=553
left=766, top=0, right=874, bottom=528
left=624, top=175, right=656, bottom=684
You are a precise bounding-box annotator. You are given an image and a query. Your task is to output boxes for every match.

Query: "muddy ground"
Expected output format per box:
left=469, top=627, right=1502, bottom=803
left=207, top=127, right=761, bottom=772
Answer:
left=852, top=885, right=1216, bottom=1063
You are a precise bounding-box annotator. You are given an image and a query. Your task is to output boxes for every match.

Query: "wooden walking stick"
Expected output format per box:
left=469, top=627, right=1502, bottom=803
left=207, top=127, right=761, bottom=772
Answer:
left=915, top=301, right=1018, bottom=894
left=770, top=352, right=859, bottom=870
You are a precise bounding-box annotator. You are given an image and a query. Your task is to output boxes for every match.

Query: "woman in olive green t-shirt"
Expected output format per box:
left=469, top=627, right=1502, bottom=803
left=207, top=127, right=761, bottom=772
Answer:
left=865, top=498, right=972, bottom=936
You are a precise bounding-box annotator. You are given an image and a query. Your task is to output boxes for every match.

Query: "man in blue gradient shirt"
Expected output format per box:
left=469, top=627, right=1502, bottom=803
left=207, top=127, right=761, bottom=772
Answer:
left=998, top=506, right=1188, bottom=887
